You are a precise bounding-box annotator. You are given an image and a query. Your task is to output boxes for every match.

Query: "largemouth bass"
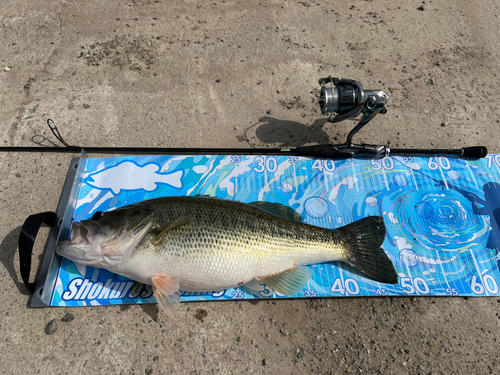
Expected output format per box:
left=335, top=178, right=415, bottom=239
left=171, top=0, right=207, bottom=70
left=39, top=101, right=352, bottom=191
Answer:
left=56, top=196, right=398, bottom=316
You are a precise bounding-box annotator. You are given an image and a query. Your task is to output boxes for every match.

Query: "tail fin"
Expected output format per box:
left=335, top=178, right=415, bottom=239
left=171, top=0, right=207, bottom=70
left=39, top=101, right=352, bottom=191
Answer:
left=339, top=216, right=398, bottom=284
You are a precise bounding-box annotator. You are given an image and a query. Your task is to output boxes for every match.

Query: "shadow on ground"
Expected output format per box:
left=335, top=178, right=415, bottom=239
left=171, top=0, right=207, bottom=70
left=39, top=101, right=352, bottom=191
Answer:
left=245, top=116, right=333, bottom=147
left=0, top=226, right=30, bottom=296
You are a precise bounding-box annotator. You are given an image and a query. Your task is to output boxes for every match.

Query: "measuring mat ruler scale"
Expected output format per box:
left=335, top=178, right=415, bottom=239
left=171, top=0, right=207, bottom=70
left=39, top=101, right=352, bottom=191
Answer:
left=22, top=152, right=500, bottom=310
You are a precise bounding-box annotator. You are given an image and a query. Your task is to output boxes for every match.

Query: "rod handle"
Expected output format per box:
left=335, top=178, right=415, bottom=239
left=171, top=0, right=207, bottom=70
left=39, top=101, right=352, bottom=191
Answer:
left=461, top=146, right=488, bottom=158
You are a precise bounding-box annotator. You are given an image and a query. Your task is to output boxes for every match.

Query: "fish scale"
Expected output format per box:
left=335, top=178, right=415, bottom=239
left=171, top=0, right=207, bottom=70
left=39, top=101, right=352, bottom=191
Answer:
left=114, top=197, right=350, bottom=290
left=57, top=196, right=397, bottom=317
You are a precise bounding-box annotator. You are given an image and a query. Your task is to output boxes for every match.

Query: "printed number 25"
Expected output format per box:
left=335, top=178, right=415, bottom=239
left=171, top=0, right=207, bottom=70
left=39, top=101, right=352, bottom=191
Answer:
left=230, top=155, right=242, bottom=163
left=231, top=291, right=244, bottom=299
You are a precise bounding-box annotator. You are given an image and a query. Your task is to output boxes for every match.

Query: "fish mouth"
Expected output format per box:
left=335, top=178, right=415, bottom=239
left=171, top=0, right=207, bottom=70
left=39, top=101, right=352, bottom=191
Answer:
left=56, top=216, right=153, bottom=267
left=55, top=238, right=100, bottom=265
left=56, top=222, right=103, bottom=264
left=69, top=222, right=90, bottom=245
left=56, top=220, right=131, bottom=265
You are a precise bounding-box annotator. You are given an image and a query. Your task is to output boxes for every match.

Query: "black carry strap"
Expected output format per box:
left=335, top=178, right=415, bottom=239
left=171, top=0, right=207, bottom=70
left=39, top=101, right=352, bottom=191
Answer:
left=18, top=212, right=57, bottom=293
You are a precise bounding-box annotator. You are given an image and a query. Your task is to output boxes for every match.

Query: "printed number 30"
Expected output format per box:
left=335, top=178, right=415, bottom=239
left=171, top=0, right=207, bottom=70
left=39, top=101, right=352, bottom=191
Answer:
left=254, top=156, right=278, bottom=173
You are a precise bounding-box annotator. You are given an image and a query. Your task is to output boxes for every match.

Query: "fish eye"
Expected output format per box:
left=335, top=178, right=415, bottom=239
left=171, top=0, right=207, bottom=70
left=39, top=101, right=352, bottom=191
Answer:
left=92, top=211, right=103, bottom=221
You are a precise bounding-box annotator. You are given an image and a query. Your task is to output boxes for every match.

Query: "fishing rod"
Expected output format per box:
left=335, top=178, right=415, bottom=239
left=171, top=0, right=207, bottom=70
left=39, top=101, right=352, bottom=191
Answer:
left=0, top=76, right=488, bottom=159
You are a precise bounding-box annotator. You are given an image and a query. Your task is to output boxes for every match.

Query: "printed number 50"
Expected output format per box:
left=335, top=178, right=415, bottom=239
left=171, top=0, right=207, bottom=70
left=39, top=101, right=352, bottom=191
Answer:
left=400, top=277, right=430, bottom=294
left=370, top=156, right=394, bottom=171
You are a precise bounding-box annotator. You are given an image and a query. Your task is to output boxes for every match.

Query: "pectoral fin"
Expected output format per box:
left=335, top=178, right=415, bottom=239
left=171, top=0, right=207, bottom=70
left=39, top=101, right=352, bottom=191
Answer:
left=152, top=275, right=181, bottom=317
left=256, top=266, right=312, bottom=295
left=151, top=216, right=195, bottom=246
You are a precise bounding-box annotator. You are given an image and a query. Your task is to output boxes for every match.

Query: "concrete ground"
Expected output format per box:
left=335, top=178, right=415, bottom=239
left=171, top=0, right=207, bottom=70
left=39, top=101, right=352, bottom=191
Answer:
left=1, top=0, right=499, bottom=374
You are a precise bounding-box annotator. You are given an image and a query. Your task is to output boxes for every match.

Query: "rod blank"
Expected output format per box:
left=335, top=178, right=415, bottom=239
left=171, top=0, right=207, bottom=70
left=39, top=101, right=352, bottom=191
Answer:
left=0, top=145, right=488, bottom=159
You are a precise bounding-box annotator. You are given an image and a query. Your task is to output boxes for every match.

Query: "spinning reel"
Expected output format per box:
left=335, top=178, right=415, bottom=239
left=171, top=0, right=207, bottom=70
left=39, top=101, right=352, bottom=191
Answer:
left=291, top=76, right=486, bottom=159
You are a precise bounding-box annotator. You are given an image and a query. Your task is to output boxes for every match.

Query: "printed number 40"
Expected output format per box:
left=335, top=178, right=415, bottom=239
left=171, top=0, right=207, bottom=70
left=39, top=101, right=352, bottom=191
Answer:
left=312, top=159, right=336, bottom=172
left=331, top=278, right=360, bottom=295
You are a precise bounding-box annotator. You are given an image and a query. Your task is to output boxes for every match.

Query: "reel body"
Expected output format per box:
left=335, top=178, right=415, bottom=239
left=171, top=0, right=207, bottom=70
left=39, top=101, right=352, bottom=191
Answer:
left=316, top=76, right=391, bottom=157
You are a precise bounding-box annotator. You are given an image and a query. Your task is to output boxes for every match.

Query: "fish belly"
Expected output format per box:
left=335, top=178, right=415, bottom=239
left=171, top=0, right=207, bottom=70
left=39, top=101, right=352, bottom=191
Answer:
left=117, top=197, right=347, bottom=291
left=123, top=228, right=342, bottom=292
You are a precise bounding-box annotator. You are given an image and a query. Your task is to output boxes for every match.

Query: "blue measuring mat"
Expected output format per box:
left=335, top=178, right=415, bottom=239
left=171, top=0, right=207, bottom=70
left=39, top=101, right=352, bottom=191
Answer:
left=42, top=154, right=500, bottom=306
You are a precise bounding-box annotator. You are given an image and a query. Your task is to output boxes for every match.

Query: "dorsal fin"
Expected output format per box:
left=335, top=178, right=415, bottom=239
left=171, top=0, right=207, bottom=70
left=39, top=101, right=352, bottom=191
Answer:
left=248, top=201, right=303, bottom=222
